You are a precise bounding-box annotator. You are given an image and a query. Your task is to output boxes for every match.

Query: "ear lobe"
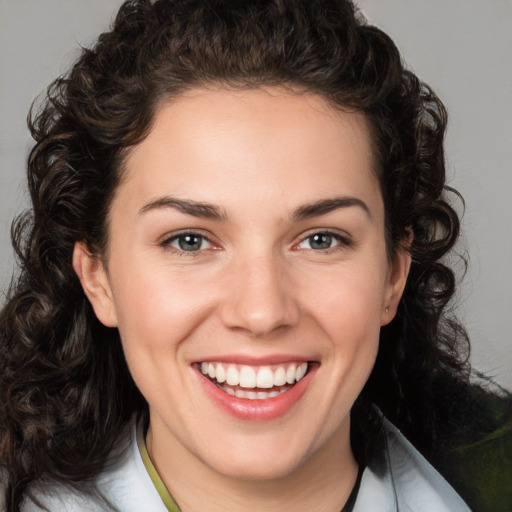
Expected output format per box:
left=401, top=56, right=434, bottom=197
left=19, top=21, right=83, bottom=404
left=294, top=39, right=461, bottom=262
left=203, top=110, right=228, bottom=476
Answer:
left=72, top=242, right=118, bottom=327
left=380, top=247, right=412, bottom=326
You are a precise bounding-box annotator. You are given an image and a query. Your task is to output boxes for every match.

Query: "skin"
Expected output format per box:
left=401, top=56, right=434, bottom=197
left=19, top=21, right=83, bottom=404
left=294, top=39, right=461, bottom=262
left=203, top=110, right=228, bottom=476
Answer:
left=74, top=87, right=410, bottom=512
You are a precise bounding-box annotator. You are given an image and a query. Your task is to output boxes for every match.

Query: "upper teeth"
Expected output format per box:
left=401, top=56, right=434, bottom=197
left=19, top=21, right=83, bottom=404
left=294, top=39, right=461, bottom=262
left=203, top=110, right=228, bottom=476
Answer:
left=200, top=362, right=308, bottom=389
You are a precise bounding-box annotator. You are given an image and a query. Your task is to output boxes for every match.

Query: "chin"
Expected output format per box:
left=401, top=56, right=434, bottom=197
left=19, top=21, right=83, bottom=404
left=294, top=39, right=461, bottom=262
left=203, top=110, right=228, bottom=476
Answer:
left=211, top=454, right=304, bottom=482
left=196, top=431, right=315, bottom=483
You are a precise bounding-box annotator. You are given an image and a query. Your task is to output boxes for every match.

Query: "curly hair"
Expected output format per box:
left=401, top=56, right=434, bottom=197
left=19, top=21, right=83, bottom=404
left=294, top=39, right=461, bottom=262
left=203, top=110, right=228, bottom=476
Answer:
left=0, top=0, right=472, bottom=510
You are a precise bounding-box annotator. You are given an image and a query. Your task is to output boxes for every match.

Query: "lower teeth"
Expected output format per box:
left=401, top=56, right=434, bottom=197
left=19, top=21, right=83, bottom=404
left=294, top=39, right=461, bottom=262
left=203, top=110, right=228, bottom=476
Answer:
left=219, top=384, right=291, bottom=400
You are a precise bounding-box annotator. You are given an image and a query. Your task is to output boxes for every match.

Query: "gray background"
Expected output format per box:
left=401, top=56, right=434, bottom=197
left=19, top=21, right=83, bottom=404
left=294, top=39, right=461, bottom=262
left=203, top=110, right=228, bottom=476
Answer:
left=1, top=1, right=511, bottom=389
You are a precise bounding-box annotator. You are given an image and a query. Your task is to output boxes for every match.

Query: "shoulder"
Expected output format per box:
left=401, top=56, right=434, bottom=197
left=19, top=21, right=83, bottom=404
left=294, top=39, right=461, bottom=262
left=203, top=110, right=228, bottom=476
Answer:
left=19, top=484, right=109, bottom=512
left=385, top=418, right=472, bottom=511
left=93, top=420, right=167, bottom=512
left=353, top=415, right=471, bottom=512
left=18, top=420, right=166, bottom=512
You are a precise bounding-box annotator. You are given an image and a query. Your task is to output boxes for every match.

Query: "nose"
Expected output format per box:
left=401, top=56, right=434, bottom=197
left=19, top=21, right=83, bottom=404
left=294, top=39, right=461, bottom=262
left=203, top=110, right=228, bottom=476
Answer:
left=219, top=253, right=300, bottom=338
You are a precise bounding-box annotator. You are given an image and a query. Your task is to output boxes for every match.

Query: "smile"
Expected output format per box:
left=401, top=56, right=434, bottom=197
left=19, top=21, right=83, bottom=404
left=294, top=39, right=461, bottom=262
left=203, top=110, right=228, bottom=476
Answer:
left=199, top=361, right=309, bottom=400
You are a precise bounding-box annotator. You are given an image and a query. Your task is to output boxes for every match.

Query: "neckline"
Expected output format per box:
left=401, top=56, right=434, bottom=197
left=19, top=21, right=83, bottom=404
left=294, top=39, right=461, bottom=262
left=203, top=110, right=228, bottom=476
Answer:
left=136, top=420, right=363, bottom=512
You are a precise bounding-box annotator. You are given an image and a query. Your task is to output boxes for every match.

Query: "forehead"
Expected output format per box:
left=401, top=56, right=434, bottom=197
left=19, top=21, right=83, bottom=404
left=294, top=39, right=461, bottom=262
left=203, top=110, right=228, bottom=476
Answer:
left=116, top=87, right=381, bottom=219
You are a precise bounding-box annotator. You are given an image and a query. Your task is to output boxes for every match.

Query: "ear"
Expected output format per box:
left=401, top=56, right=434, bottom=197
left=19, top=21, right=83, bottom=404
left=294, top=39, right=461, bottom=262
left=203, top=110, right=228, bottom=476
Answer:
left=380, top=243, right=412, bottom=326
left=72, top=242, right=118, bottom=327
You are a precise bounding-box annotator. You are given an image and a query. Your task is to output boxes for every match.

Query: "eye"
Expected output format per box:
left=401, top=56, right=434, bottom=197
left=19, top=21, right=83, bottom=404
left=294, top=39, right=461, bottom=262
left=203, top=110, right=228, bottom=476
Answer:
left=296, top=231, right=350, bottom=251
left=163, top=233, right=212, bottom=252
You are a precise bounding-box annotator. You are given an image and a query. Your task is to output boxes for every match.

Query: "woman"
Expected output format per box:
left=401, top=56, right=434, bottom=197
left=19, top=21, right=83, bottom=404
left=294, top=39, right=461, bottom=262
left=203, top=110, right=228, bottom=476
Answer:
left=0, top=1, right=510, bottom=511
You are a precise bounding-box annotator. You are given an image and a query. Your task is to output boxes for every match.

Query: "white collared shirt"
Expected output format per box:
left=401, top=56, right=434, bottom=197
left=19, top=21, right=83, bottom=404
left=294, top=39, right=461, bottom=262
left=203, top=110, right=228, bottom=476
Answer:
left=22, top=417, right=471, bottom=512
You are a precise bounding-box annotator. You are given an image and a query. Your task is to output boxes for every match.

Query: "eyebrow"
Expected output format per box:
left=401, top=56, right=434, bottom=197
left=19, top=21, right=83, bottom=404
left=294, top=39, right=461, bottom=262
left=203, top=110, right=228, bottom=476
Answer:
left=138, top=195, right=370, bottom=221
left=139, top=197, right=226, bottom=220
left=292, top=196, right=371, bottom=220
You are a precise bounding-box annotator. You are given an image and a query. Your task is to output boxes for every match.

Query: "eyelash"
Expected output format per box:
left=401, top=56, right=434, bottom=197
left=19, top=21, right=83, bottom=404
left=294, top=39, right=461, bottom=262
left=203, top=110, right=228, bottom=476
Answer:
left=160, top=229, right=352, bottom=256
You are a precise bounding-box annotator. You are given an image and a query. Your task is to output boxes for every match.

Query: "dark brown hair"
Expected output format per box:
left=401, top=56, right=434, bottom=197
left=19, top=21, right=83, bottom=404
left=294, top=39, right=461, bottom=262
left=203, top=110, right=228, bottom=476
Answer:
left=1, top=1, right=472, bottom=510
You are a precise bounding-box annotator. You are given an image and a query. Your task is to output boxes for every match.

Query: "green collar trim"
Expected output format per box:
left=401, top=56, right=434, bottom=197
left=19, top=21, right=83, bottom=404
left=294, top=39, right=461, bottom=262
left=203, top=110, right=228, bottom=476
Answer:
left=136, top=420, right=363, bottom=512
left=137, top=424, right=182, bottom=512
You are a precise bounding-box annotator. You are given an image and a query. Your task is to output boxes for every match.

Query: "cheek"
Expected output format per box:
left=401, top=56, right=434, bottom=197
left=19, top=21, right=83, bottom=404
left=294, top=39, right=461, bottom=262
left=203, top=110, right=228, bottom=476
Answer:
left=299, top=260, right=386, bottom=389
left=108, top=262, right=217, bottom=410
left=300, top=261, right=387, bottom=336
left=109, top=257, right=218, bottom=355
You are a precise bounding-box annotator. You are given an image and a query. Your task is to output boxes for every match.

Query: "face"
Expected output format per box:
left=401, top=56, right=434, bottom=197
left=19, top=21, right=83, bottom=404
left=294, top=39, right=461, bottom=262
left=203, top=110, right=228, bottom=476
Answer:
left=75, top=87, right=409, bottom=484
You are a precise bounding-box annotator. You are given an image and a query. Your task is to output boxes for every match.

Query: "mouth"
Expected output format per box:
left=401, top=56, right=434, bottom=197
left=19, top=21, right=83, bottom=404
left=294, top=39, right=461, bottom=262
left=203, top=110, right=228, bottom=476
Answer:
left=197, top=361, right=310, bottom=400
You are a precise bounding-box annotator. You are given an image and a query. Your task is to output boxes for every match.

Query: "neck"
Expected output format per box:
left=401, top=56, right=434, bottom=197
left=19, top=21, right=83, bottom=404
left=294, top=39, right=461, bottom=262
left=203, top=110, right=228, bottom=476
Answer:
left=146, top=417, right=359, bottom=512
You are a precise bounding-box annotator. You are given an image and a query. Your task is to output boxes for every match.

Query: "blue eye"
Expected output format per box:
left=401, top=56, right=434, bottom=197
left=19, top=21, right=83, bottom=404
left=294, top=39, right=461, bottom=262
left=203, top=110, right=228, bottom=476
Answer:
left=309, top=233, right=335, bottom=250
left=165, top=233, right=212, bottom=252
left=297, top=232, right=349, bottom=251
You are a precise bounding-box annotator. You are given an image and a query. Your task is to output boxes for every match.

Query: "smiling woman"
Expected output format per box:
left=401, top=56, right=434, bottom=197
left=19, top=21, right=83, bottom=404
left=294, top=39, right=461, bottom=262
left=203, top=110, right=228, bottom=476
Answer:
left=75, top=89, right=401, bottom=493
left=0, top=1, right=510, bottom=512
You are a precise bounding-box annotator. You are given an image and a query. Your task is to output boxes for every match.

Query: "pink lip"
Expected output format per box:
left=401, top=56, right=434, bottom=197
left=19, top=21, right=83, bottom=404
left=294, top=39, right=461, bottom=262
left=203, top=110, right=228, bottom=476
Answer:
left=196, top=364, right=316, bottom=422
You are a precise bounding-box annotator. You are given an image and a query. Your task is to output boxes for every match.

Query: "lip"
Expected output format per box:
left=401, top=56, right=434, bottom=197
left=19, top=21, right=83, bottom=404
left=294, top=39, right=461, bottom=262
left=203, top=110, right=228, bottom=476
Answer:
left=195, top=361, right=317, bottom=421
